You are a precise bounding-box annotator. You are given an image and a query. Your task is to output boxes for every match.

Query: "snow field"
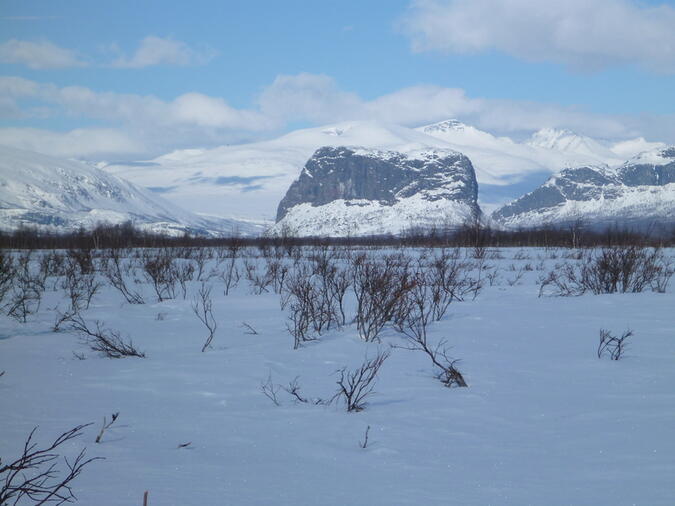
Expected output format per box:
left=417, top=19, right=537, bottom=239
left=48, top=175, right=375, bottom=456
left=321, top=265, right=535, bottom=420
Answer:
left=1, top=247, right=674, bottom=505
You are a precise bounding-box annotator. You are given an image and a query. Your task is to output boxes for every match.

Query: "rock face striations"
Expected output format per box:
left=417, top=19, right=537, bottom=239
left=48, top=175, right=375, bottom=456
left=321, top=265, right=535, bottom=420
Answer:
left=492, top=147, right=675, bottom=229
left=273, top=146, right=480, bottom=237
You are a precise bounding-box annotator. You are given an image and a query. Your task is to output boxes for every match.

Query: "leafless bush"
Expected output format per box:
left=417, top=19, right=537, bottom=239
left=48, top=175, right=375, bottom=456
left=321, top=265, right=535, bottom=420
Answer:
left=282, top=377, right=309, bottom=404
left=102, top=250, right=145, bottom=304
left=142, top=250, right=178, bottom=301
left=332, top=350, right=390, bottom=412
left=427, top=251, right=478, bottom=321
left=392, top=269, right=431, bottom=341
left=175, top=261, right=195, bottom=299
left=5, top=265, right=44, bottom=323
left=67, top=314, right=145, bottom=358
left=39, top=251, right=66, bottom=281
left=61, top=258, right=102, bottom=311
left=67, top=248, right=94, bottom=274
left=284, top=269, right=320, bottom=349
left=598, top=328, right=633, bottom=360
left=0, top=424, right=100, bottom=506
left=192, top=283, right=218, bottom=352
left=243, top=259, right=275, bottom=294
left=352, top=256, right=413, bottom=342
left=395, top=329, right=467, bottom=388
left=540, top=247, right=673, bottom=296
left=260, top=371, right=281, bottom=406
left=192, top=247, right=214, bottom=281
left=0, top=252, right=16, bottom=305
left=219, top=255, right=240, bottom=296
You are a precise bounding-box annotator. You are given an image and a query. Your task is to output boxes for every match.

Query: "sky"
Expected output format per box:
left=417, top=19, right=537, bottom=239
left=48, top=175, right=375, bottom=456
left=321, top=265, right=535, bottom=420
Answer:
left=1, top=0, right=675, bottom=160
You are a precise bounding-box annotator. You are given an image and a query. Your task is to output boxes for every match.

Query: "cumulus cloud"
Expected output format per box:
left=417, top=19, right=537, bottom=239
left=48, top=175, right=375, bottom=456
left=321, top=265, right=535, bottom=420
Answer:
left=111, top=36, right=215, bottom=68
left=0, top=39, right=86, bottom=69
left=401, top=0, right=675, bottom=72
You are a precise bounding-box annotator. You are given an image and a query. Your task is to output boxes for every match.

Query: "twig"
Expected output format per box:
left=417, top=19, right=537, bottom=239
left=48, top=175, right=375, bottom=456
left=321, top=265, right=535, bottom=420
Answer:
left=95, top=412, right=119, bottom=443
left=359, top=425, right=371, bottom=449
left=241, top=322, right=259, bottom=335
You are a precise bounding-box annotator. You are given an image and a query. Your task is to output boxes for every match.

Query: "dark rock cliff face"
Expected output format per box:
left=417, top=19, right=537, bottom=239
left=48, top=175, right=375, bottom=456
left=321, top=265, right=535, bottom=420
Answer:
left=492, top=147, right=675, bottom=227
left=276, top=146, right=480, bottom=222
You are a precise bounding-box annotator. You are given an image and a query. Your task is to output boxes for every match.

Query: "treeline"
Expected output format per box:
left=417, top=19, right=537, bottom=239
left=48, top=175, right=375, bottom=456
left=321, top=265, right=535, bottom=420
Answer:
left=0, top=220, right=673, bottom=250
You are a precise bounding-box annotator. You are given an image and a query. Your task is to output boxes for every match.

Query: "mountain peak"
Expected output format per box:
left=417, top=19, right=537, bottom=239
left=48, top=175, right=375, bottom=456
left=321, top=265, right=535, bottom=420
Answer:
left=625, top=145, right=675, bottom=166
left=419, top=119, right=468, bottom=134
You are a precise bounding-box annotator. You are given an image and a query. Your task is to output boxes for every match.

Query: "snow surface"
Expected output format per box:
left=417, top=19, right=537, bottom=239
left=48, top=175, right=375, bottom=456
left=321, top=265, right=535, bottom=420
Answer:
left=2, top=248, right=675, bottom=505
left=103, top=120, right=656, bottom=223
left=272, top=195, right=475, bottom=237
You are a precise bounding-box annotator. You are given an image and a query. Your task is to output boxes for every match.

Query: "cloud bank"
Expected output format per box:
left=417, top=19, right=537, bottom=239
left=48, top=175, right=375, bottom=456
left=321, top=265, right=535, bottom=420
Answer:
left=1, top=73, right=674, bottom=159
left=401, top=0, right=675, bottom=73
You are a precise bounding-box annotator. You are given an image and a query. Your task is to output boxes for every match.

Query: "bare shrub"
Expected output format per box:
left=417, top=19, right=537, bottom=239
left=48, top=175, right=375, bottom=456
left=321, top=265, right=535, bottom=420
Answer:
left=67, top=314, right=145, bottom=358
left=284, top=269, right=320, bottom=349
left=192, top=247, right=213, bottom=281
left=61, top=258, right=102, bottom=312
left=352, top=256, right=413, bottom=342
left=191, top=283, right=218, bottom=352
left=0, top=252, right=16, bottom=305
left=67, top=248, right=94, bottom=274
left=427, top=251, right=478, bottom=321
left=243, top=259, right=274, bottom=295
left=0, top=424, right=100, bottom=506
left=540, top=247, right=673, bottom=296
left=102, top=250, right=145, bottom=304
left=5, top=260, right=43, bottom=323
left=260, top=371, right=281, bottom=406
left=175, top=260, right=195, bottom=299
left=332, top=350, right=390, bottom=412
left=142, top=250, right=177, bottom=301
left=598, top=328, right=633, bottom=360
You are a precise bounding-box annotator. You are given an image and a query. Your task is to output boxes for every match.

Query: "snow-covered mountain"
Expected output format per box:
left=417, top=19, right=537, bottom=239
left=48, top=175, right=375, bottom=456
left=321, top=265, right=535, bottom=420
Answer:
left=492, top=147, right=675, bottom=229
left=0, top=145, right=261, bottom=236
left=271, top=146, right=479, bottom=237
left=103, top=119, right=658, bottom=224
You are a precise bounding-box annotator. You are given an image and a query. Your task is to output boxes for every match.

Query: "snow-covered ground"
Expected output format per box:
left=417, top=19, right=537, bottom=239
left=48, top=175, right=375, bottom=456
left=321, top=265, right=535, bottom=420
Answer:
left=1, top=247, right=674, bottom=505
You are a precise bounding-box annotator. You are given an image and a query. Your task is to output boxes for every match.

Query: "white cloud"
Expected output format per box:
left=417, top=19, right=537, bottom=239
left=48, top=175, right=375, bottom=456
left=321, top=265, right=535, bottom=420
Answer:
left=111, top=36, right=215, bottom=68
left=257, top=74, right=636, bottom=138
left=0, top=39, right=86, bottom=69
left=401, top=0, right=675, bottom=72
left=259, top=73, right=363, bottom=123
left=1, top=73, right=674, bottom=160
left=0, top=127, right=144, bottom=158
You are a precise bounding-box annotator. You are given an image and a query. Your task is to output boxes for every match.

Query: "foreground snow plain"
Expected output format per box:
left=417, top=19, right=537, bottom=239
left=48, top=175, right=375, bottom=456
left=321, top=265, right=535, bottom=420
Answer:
left=1, top=247, right=674, bottom=506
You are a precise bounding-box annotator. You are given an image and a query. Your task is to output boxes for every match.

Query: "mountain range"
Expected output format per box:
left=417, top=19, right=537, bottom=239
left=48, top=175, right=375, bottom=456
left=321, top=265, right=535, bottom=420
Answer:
left=0, top=119, right=672, bottom=236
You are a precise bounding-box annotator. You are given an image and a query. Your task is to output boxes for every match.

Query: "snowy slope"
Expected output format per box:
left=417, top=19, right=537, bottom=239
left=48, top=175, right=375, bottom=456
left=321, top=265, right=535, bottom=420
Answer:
left=492, top=147, right=675, bottom=228
left=419, top=121, right=627, bottom=178
left=0, top=145, right=262, bottom=236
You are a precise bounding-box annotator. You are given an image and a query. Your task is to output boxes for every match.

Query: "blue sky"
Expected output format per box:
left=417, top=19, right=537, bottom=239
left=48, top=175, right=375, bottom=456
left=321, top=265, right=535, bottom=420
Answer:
left=1, top=0, right=675, bottom=159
